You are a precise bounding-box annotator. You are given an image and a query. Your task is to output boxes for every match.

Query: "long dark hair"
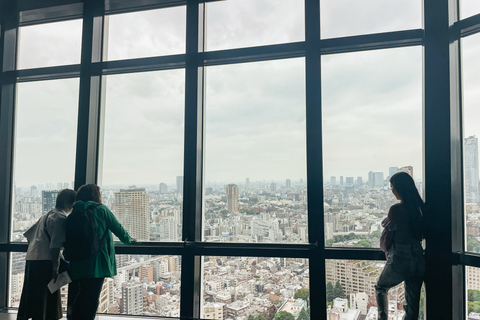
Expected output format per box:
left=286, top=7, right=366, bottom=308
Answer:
left=76, top=184, right=102, bottom=203
left=390, top=172, right=424, bottom=240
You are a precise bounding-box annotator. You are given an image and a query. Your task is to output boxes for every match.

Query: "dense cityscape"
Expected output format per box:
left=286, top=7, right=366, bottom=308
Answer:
left=8, top=135, right=480, bottom=319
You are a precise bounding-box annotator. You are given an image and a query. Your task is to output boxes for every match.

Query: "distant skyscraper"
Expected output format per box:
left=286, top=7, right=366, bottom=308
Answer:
left=30, top=186, right=38, bottom=197
left=226, top=184, right=239, bottom=212
left=270, top=182, right=277, bottom=192
left=330, top=176, right=336, bottom=185
left=340, top=176, right=344, bottom=186
left=345, top=177, right=354, bottom=187
left=42, top=190, right=57, bottom=214
left=399, top=166, right=414, bottom=178
left=176, top=176, right=183, bottom=193
left=159, top=183, right=168, bottom=194
left=114, top=188, right=150, bottom=241
left=286, top=179, right=291, bottom=189
left=356, top=177, right=363, bottom=185
left=465, top=136, right=480, bottom=204
left=374, top=172, right=384, bottom=187
left=389, top=167, right=399, bottom=178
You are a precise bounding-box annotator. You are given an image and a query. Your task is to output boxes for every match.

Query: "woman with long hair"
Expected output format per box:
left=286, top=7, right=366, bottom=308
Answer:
left=375, top=172, right=426, bottom=320
left=66, top=184, right=136, bottom=320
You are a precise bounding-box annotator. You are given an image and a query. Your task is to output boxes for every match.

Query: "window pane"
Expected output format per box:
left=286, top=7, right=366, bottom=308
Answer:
left=204, top=58, right=307, bottom=243
left=320, top=0, right=421, bottom=39
left=10, top=253, right=181, bottom=316
left=461, top=0, right=480, bottom=19
left=12, top=79, right=79, bottom=242
left=322, top=47, right=423, bottom=248
left=17, top=20, right=82, bottom=69
left=100, top=69, right=184, bottom=242
left=326, top=260, right=425, bottom=318
left=467, top=266, right=480, bottom=316
left=206, top=0, right=304, bottom=51
left=462, top=33, right=480, bottom=254
left=105, top=7, right=186, bottom=61
left=202, top=256, right=310, bottom=319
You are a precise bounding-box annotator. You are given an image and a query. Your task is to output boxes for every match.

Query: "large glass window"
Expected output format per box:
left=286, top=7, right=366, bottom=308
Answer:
left=467, top=266, right=480, bottom=316
left=205, top=0, right=304, bottom=51
left=322, top=47, right=423, bottom=248
left=320, top=0, right=421, bottom=39
left=12, top=79, right=79, bottom=242
left=99, top=69, right=185, bottom=242
left=204, top=58, right=307, bottom=243
left=202, top=256, right=310, bottom=320
left=17, top=20, right=82, bottom=69
left=104, top=6, right=186, bottom=61
left=461, top=0, right=480, bottom=19
left=462, top=33, right=480, bottom=254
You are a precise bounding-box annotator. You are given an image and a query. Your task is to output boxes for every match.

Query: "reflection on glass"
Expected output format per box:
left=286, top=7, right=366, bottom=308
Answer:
left=202, top=256, right=310, bottom=319
left=12, top=79, right=79, bottom=242
left=204, top=58, right=307, bottom=243
left=322, top=47, right=422, bottom=248
left=17, top=20, right=82, bottom=69
left=206, top=0, right=304, bottom=51
left=462, top=33, right=480, bottom=254
left=100, top=69, right=184, bottom=242
left=320, top=0, right=421, bottom=39
left=9, top=253, right=181, bottom=316
left=467, top=266, right=480, bottom=316
left=105, top=7, right=186, bottom=61
left=461, top=0, right=480, bottom=19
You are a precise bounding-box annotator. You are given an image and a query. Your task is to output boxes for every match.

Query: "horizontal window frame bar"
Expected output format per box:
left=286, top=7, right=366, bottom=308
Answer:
left=320, top=29, right=424, bottom=55
left=14, top=65, right=81, bottom=82
left=1, top=242, right=388, bottom=261
left=19, top=3, right=84, bottom=26
left=100, top=54, right=186, bottom=75
left=457, top=12, right=480, bottom=37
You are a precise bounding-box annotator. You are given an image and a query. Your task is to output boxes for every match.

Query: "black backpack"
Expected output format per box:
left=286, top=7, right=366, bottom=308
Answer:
left=64, top=203, right=106, bottom=261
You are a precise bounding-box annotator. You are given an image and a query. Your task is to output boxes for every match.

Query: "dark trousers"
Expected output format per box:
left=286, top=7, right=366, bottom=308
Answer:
left=375, top=242, right=425, bottom=320
left=67, top=277, right=105, bottom=320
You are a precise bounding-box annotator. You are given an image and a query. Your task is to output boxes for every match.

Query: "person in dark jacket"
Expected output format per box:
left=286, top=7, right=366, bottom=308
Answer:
left=66, top=184, right=136, bottom=320
left=375, top=172, right=425, bottom=320
left=18, top=188, right=76, bottom=320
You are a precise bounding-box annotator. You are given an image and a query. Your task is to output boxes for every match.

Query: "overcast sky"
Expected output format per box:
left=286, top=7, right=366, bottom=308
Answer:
left=11, top=0, right=480, bottom=188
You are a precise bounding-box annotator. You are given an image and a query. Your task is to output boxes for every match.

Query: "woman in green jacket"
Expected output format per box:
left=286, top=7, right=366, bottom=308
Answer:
left=67, top=184, right=136, bottom=320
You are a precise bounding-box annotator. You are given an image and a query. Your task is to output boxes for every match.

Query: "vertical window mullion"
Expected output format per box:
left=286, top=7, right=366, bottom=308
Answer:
left=305, top=0, right=325, bottom=319
left=181, top=0, right=204, bottom=319
left=0, top=0, right=18, bottom=309
left=74, top=0, right=104, bottom=189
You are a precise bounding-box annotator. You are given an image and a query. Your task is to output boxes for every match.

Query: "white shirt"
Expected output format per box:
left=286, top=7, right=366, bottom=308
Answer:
left=24, top=208, right=67, bottom=261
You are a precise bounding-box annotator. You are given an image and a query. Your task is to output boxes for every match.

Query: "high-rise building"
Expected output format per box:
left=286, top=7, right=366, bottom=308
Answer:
left=340, top=176, right=344, bottom=186
left=330, top=176, right=336, bottom=185
left=389, top=167, right=399, bottom=178
left=114, top=188, right=150, bottom=241
left=159, top=183, right=168, bottom=194
left=245, top=178, right=250, bottom=192
left=30, top=185, right=37, bottom=197
left=270, top=182, right=277, bottom=192
left=176, top=176, right=183, bottom=193
left=345, top=177, right=354, bottom=187
left=356, top=177, right=363, bottom=185
left=42, top=190, right=57, bottom=214
left=226, top=184, right=239, bottom=212
left=286, top=179, right=291, bottom=189
left=399, top=166, right=414, bottom=178
left=374, top=172, right=384, bottom=187
left=121, top=282, right=143, bottom=315
left=465, top=136, right=479, bottom=204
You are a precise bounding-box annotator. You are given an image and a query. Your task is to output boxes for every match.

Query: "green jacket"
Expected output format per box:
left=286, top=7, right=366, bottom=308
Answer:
left=68, top=201, right=134, bottom=280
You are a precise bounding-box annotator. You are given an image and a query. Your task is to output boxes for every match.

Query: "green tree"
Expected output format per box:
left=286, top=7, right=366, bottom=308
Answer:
left=273, top=311, right=295, bottom=320
left=297, top=308, right=309, bottom=320
left=467, top=235, right=480, bottom=253
left=326, top=282, right=335, bottom=302
left=255, top=315, right=267, bottom=320
left=248, top=316, right=255, bottom=320
left=469, top=301, right=480, bottom=313
left=469, top=289, right=480, bottom=302
left=333, top=281, right=345, bottom=299
left=294, top=288, right=310, bottom=302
